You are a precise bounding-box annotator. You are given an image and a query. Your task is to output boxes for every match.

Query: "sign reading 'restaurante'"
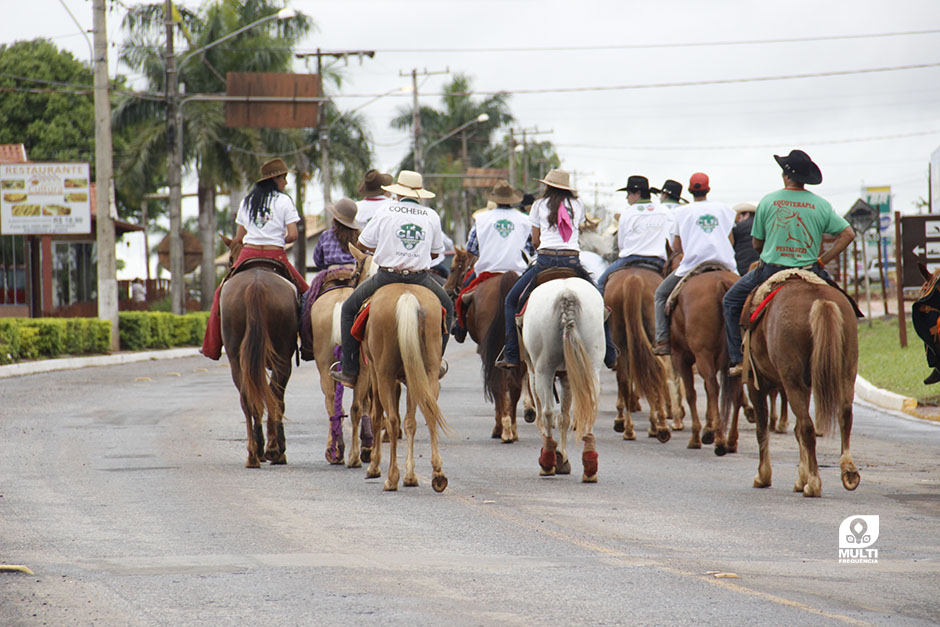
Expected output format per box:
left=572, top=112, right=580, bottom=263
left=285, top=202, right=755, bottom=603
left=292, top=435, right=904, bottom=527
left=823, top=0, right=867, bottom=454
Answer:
left=0, top=162, right=91, bottom=235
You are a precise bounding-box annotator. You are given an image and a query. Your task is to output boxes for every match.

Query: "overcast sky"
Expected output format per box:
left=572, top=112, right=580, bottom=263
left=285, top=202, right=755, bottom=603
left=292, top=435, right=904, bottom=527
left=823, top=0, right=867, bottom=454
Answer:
left=3, top=0, right=939, bottom=277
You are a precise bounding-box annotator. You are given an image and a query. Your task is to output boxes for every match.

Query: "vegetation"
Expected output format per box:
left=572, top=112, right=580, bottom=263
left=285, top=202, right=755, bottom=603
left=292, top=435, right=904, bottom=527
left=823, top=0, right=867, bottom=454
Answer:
left=857, top=317, right=940, bottom=404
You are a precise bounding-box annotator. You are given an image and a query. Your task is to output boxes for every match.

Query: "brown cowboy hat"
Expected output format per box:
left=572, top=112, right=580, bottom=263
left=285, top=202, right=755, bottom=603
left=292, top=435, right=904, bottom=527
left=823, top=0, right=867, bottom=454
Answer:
left=358, top=168, right=393, bottom=196
left=255, top=157, right=293, bottom=184
left=486, top=180, right=523, bottom=205
left=326, top=198, right=360, bottom=229
left=535, top=168, right=577, bottom=193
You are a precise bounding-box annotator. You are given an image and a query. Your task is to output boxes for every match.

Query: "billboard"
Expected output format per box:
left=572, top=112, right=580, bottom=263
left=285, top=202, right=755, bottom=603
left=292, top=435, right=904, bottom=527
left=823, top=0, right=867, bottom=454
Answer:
left=864, top=185, right=891, bottom=234
left=0, top=163, right=91, bottom=235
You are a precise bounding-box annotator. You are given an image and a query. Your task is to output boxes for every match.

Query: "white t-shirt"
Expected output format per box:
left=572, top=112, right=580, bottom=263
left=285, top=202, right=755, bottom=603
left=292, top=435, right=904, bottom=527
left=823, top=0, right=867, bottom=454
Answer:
left=529, top=196, right=585, bottom=252
left=658, top=200, right=682, bottom=212
left=355, top=196, right=388, bottom=226
left=617, top=200, right=674, bottom=260
left=673, top=199, right=737, bottom=277
left=235, top=191, right=300, bottom=247
left=359, top=198, right=445, bottom=271
left=474, top=207, right=531, bottom=274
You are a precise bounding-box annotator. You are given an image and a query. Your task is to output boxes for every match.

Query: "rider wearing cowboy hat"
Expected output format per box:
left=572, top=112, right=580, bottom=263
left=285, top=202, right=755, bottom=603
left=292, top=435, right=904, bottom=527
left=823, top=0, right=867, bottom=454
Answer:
left=355, top=168, right=393, bottom=226
left=723, top=149, right=855, bottom=376
left=651, top=179, right=688, bottom=210
left=731, top=201, right=760, bottom=275
left=330, top=170, right=454, bottom=387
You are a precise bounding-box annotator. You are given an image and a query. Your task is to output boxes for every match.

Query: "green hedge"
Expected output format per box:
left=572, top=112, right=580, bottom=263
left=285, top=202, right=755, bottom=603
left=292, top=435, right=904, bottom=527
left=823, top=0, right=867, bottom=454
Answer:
left=0, top=312, right=208, bottom=364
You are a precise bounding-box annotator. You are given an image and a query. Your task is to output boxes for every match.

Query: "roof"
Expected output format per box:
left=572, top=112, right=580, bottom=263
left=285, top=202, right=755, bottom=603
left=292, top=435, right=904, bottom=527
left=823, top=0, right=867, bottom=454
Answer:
left=0, top=144, right=27, bottom=164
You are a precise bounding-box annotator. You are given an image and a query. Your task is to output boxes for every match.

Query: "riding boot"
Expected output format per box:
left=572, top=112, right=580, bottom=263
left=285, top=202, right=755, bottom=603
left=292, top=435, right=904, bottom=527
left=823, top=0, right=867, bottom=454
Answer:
left=452, top=322, right=467, bottom=343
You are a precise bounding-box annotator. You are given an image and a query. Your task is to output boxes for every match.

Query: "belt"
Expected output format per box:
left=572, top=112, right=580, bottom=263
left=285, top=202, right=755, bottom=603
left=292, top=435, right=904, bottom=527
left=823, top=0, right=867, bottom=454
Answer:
left=245, top=244, right=285, bottom=251
left=380, top=267, right=428, bottom=276
left=537, top=249, right=579, bottom=257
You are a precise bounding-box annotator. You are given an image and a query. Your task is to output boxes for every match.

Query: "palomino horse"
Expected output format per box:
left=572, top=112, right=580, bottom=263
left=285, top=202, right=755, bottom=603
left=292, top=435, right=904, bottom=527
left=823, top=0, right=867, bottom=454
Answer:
left=352, top=250, right=450, bottom=492
left=309, top=256, right=374, bottom=468
left=667, top=264, right=743, bottom=455
left=604, top=267, right=672, bottom=443
left=519, top=277, right=604, bottom=482
left=219, top=254, right=298, bottom=468
left=744, top=278, right=859, bottom=497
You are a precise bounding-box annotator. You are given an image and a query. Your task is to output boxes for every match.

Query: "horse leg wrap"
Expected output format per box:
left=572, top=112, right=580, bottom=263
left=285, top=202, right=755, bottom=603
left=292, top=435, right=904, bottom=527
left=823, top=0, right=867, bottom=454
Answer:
left=360, top=415, right=374, bottom=449
left=582, top=434, right=598, bottom=477
left=539, top=439, right=558, bottom=471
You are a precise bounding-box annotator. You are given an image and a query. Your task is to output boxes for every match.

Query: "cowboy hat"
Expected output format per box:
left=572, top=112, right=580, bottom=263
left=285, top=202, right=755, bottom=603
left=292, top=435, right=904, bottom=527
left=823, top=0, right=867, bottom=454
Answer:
left=535, top=169, right=577, bottom=193
left=650, top=179, right=688, bottom=203
left=617, top=175, right=649, bottom=194
left=733, top=201, right=758, bottom=214
left=516, top=192, right=536, bottom=210
left=326, top=198, right=360, bottom=229
left=774, top=149, right=822, bottom=185
left=487, top=180, right=523, bottom=205
left=382, top=170, right=436, bottom=199
left=358, top=169, right=393, bottom=196
left=256, top=157, right=293, bottom=184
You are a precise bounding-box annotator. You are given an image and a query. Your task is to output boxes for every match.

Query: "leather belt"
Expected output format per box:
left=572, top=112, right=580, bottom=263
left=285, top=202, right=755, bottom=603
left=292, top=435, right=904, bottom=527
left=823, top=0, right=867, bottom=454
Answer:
left=380, top=267, right=428, bottom=275
left=538, top=249, right=579, bottom=256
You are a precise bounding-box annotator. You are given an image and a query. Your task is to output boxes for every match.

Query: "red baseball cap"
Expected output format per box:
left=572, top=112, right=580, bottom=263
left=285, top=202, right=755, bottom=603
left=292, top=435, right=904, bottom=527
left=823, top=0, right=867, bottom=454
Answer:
left=689, top=172, right=710, bottom=193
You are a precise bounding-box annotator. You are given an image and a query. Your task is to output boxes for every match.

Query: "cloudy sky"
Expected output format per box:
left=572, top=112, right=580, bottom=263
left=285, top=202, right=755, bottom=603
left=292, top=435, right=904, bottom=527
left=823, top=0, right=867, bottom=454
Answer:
left=3, top=0, right=939, bottom=276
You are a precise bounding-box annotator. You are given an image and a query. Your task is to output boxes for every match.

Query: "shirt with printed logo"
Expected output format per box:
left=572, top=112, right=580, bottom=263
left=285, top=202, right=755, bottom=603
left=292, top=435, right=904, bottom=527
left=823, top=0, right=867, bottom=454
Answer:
left=358, top=197, right=445, bottom=270
left=235, top=191, right=300, bottom=248
left=672, top=199, right=737, bottom=277
left=617, top=199, right=675, bottom=260
left=472, top=207, right=532, bottom=274
left=752, top=188, right=849, bottom=267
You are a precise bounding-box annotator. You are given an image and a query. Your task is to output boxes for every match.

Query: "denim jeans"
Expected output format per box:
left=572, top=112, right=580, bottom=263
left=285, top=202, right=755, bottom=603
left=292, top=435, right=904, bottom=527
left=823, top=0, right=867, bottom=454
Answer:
left=340, top=269, right=454, bottom=375
left=598, top=255, right=665, bottom=292
left=653, top=271, right=682, bottom=344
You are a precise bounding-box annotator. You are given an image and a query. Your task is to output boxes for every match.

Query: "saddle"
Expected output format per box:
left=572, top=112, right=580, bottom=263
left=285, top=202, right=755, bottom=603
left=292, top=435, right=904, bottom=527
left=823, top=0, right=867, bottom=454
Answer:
left=299, top=265, right=356, bottom=362
left=739, top=269, right=828, bottom=329
left=664, top=261, right=734, bottom=317
left=231, top=256, right=295, bottom=285
left=351, top=302, right=449, bottom=342
left=609, top=259, right=665, bottom=279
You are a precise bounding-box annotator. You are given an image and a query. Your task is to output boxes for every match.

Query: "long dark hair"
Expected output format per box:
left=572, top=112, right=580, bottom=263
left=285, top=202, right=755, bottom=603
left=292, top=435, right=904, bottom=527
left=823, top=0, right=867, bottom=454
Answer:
left=332, top=219, right=359, bottom=252
left=540, top=187, right=575, bottom=228
left=246, top=179, right=280, bottom=224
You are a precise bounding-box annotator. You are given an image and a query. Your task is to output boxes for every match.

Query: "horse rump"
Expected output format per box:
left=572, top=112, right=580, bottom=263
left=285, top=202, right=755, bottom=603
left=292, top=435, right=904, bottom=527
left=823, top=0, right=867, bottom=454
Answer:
left=240, top=280, right=283, bottom=421
left=396, top=292, right=451, bottom=436
left=555, top=289, right=599, bottom=440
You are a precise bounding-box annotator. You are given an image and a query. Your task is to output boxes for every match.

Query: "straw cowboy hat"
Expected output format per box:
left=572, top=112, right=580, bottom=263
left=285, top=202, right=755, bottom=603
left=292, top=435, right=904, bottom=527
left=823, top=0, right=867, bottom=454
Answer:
left=535, top=169, right=577, bottom=194
left=733, top=201, right=758, bottom=214
left=256, top=157, right=293, bottom=184
left=382, top=170, right=436, bottom=199
left=487, top=180, right=523, bottom=205
left=326, top=198, right=360, bottom=229
left=774, top=149, right=822, bottom=185
left=358, top=168, right=393, bottom=196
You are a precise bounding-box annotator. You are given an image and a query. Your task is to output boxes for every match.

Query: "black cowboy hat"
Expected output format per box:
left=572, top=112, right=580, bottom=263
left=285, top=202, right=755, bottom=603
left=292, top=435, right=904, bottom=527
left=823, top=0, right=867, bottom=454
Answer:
left=516, top=192, right=536, bottom=210
left=616, top=175, right=649, bottom=194
left=650, top=179, right=688, bottom=204
left=774, top=149, right=822, bottom=185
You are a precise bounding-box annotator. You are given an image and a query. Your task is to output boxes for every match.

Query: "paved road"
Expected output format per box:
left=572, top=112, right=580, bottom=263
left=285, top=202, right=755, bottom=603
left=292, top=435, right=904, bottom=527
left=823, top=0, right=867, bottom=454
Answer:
left=1, top=343, right=938, bottom=625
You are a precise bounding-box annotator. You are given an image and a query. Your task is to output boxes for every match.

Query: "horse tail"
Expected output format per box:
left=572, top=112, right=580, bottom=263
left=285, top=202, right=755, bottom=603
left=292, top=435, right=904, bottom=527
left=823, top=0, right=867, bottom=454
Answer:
left=240, top=280, right=281, bottom=421
left=809, top=299, right=844, bottom=436
left=557, top=290, right=599, bottom=440
left=480, top=272, right=515, bottom=403
left=330, top=301, right=343, bottom=347
left=621, top=274, right=665, bottom=401
left=397, top=293, right=451, bottom=436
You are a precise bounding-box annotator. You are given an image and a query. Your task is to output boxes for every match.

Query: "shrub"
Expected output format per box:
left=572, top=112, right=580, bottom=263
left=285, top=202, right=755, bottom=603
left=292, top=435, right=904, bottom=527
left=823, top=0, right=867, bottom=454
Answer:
left=0, top=319, right=20, bottom=364
left=17, top=326, right=40, bottom=360
left=18, top=319, right=67, bottom=357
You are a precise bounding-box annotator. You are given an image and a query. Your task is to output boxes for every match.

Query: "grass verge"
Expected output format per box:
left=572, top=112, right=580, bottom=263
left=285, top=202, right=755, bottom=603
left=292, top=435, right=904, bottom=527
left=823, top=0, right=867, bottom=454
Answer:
left=857, top=316, right=940, bottom=405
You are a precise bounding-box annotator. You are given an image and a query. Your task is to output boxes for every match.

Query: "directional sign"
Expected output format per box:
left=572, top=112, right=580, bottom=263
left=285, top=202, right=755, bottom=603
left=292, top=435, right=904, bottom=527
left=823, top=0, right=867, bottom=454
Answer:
left=899, top=215, right=940, bottom=287
left=845, top=198, right=877, bottom=233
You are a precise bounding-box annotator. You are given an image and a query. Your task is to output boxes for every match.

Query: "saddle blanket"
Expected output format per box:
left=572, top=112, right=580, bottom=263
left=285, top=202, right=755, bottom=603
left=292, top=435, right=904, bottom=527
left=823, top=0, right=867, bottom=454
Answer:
left=455, top=271, right=498, bottom=329
left=664, top=261, right=734, bottom=317
left=352, top=303, right=448, bottom=342
left=299, top=264, right=355, bottom=361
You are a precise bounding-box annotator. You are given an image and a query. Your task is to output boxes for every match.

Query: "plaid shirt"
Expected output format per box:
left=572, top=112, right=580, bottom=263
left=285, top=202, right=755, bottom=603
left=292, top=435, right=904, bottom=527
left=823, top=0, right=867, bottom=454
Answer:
left=313, top=227, right=355, bottom=269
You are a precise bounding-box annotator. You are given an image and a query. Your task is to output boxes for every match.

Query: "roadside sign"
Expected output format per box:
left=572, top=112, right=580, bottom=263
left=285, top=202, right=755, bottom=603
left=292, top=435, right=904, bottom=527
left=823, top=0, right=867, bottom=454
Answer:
left=899, top=215, right=940, bottom=286
left=845, top=198, right=877, bottom=233
left=0, top=162, right=91, bottom=235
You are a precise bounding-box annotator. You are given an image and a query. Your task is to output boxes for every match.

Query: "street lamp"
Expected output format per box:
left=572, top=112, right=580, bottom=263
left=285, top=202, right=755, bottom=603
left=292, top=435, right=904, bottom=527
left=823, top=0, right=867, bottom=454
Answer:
left=164, top=4, right=297, bottom=314
left=420, top=113, right=489, bottom=172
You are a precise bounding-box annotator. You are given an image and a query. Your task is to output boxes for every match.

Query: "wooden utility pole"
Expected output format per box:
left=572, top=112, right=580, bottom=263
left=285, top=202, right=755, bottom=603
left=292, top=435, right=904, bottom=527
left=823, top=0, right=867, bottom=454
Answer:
left=399, top=67, right=448, bottom=172
left=894, top=211, right=907, bottom=347
left=164, top=0, right=184, bottom=314
left=93, top=0, right=118, bottom=349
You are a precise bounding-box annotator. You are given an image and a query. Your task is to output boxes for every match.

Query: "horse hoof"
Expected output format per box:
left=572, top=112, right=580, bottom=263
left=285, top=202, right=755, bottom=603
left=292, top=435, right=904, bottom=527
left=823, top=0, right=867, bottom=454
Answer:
left=687, top=441, right=701, bottom=449
left=491, top=426, right=502, bottom=439
left=246, top=457, right=261, bottom=469
left=270, top=454, right=287, bottom=465
left=803, top=485, right=822, bottom=498
left=539, top=446, right=557, bottom=471
left=842, top=470, right=860, bottom=491
left=622, top=431, right=636, bottom=441
left=647, top=429, right=657, bottom=438
left=656, top=429, right=671, bottom=444
left=501, top=435, right=514, bottom=444
left=524, top=408, right=536, bottom=423
left=714, top=444, right=727, bottom=457
left=539, top=467, right=556, bottom=477
left=361, top=448, right=372, bottom=463
left=383, top=480, right=398, bottom=491
left=365, top=468, right=381, bottom=479
left=775, top=426, right=788, bottom=434
left=671, top=423, right=684, bottom=431
left=556, top=458, right=571, bottom=475
left=582, top=473, right=598, bottom=483
left=613, top=419, right=625, bottom=433
left=382, top=432, right=391, bottom=443
left=701, top=430, right=715, bottom=445
left=325, top=448, right=344, bottom=465
left=347, top=458, right=362, bottom=469
left=582, top=450, right=598, bottom=478
left=753, top=475, right=771, bottom=488
left=403, top=476, right=419, bottom=487
left=431, top=475, right=448, bottom=493
left=794, top=482, right=804, bottom=492
left=744, top=407, right=756, bottom=424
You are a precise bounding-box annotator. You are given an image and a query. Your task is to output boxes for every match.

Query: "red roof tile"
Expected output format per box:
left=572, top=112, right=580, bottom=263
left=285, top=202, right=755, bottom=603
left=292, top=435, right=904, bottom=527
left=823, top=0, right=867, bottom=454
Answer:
left=0, top=144, right=27, bottom=164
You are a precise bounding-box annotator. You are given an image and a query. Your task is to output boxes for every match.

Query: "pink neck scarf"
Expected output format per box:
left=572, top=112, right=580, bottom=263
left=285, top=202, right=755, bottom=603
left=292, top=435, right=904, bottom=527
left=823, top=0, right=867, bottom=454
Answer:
left=557, top=200, right=573, bottom=242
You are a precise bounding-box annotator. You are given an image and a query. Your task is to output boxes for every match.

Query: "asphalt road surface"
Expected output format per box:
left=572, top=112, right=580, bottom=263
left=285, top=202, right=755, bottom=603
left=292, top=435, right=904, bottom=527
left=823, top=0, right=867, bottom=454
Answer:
left=1, top=343, right=939, bottom=626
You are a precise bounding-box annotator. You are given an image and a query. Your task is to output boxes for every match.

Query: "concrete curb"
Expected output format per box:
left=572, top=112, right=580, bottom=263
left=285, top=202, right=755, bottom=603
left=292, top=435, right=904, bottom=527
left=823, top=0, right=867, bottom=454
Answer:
left=0, top=348, right=201, bottom=379
left=854, top=374, right=917, bottom=412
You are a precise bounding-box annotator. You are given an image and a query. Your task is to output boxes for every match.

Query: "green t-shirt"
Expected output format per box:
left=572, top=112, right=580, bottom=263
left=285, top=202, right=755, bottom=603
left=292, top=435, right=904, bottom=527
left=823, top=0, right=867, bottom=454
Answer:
left=751, top=188, right=849, bottom=267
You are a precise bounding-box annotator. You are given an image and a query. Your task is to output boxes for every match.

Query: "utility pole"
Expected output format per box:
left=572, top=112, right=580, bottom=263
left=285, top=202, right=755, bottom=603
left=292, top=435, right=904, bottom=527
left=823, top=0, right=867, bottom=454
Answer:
left=508, top=128, right=515, bottom=187
left=399, top=67, right=448, bottom=172
left=164, top=0, right=184, bottom=314
left=513, top=127, right=552, bottom=190
left=93, top=0, right=118, bottom=349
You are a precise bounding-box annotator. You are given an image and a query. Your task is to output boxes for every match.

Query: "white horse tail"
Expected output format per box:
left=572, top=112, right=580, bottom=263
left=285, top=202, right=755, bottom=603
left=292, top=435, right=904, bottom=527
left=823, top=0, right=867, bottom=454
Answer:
left=557, top=290, right=599, bottom=441
left=809, top=299, right=844, bottom=437
left=396, top=293, right=451, bottom=436
left=330, top=301, right=343, bottom=346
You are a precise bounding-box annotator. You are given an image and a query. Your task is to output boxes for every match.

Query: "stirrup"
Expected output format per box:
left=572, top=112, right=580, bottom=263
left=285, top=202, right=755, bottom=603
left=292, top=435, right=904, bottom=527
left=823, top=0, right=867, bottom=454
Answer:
left=329, top=361, right=357, bottom=388
left=728, top=363, right=743, bottom=377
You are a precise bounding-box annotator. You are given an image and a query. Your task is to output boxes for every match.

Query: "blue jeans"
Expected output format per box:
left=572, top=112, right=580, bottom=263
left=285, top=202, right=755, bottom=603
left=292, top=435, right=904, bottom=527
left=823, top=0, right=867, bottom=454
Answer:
left=653, top=271, right=682, bottom=344
left=722, top=262, right=830, bottom=365
left=598, top=255, right=665, bottom=292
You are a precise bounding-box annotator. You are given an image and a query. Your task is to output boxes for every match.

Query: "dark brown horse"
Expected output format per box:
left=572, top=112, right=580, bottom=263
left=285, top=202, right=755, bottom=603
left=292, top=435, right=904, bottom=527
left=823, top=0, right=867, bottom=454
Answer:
left=744, top=279, right=859, bottom=497
left=220, top=258, right=299, bottom=468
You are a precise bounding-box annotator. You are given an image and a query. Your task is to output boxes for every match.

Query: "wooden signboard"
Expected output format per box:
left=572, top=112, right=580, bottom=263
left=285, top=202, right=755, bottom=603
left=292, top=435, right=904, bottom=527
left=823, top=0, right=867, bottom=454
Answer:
left=462, top=168, right=509, bottom=189
left=225, top=72, right=320, bottom=129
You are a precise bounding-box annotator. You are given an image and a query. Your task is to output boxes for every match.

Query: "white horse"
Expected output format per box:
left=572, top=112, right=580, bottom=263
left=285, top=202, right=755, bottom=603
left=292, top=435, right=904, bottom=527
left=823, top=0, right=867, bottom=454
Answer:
left=518, top=277, right=605, bottom=482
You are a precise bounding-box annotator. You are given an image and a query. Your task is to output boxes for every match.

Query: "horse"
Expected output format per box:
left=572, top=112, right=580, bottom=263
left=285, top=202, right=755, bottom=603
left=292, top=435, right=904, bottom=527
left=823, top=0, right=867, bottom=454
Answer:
left=309, top=256, right=374, bottom=468
left=603, top=267, right=672, bottom=443
left=744, top=277, right=859, bottom=497
left=519, top=277, right=604, bottom=482
left=218, top=241, right=298, bottom=468
left=351, top=248, right=450, bottom=492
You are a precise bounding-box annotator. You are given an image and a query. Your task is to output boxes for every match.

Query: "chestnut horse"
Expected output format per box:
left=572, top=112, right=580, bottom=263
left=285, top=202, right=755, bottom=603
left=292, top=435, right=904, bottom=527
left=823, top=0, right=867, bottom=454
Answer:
left=604, top=267, right=672, bottom=443
left=220, top=258, right=298, bottom=468
left=744, top=279, right=859, bottom=497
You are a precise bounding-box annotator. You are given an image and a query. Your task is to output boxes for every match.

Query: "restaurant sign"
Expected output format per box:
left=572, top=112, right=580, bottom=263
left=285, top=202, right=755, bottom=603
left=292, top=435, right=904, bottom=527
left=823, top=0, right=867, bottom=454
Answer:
left=0, top=162, right=91, bottom=235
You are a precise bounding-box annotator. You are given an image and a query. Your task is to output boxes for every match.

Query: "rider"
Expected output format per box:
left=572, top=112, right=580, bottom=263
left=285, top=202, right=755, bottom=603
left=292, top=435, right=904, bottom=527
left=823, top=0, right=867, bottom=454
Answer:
left=452, top=180, right=531, bottom=343
left=731, top=201, right=760, bottom=275
left=329, top=170, right=454, bottom=388
left=201, top=158, right=309, bottom=360
left=651, top=178, right=688, bottom=211
left=494, top=168, right=619, bottom=370
left=355, top=169, right=392, bottom=226
left=596, top=175, right=674, bottom=292
left=651, top=172, right=737, bottom=356
left=723, top=149, right=855, bottom=376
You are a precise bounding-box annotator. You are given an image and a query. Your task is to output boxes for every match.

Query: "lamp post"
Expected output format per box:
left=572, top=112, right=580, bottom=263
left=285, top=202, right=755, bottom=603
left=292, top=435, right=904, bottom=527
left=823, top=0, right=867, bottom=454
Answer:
left=164, top=5, right=296, bottom=314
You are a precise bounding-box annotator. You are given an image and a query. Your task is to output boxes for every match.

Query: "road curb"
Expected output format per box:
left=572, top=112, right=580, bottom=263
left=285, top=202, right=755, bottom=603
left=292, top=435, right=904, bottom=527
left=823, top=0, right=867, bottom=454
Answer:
left=853, top=373, right=940, bottom=423
left=0, top=347, right=201, bottom=379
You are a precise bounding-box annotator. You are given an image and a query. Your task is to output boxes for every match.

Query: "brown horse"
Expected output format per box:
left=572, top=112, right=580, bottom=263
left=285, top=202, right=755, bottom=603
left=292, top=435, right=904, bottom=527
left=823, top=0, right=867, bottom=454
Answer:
left=220, top=258, right=298, bottom=468
left=744, top=279, right=859, bottom=497
left=604, top=268, right=671, bottom=442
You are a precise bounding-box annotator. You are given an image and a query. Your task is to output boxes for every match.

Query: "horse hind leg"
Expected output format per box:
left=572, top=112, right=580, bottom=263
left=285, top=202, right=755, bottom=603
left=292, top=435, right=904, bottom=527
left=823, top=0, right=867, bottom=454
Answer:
left=533, top=368, right=558, bottom=476
left=664, top=357, right=686, bottom=431
left=788, top=385, right=821, bottom=497
left=265, top=373, right=289, bottom=465
left=522, top=370, right=537, bottom=423
left=555, top=375, right=572, bottom=475
left=402, top=390, right=419, bottom=487
left=749, top=386, right=772, bottom=488
left=839, top=401, right=860, bottom=491
left=242, top=394, right=263, bottom=468
left=381, top=383, right=402, bottom=491
left=616, top=366, right=636, bottom=440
